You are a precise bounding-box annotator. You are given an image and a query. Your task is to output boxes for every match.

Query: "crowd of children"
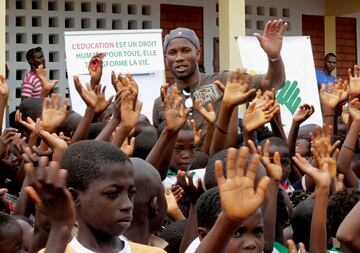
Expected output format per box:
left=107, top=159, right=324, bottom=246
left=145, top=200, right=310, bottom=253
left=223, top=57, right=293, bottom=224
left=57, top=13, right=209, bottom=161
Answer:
left=0, top=18, right=360, bottom=253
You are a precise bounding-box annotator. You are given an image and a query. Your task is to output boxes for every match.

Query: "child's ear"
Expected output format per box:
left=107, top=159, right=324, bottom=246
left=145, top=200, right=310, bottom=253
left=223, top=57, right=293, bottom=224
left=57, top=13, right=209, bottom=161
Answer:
left=198, top=227, right=209, bottom=240
left=68, top=187, right=80, bottom=208
left=149, top=196, right=159, bottom=217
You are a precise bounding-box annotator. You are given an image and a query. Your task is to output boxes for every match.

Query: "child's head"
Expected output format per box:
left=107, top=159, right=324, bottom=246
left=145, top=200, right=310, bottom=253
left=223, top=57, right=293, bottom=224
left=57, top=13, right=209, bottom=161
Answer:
left=0, top=212, right=23, bottom=253
left=204, top=149, right=228, bottom=189
left=298, top=124, right=318, bottom=141
left=127, top=158, right=166, bottom=235
left=169, top=124, right=195, bottom=171
left=292, top=197, right=314, bottom=249
left=196, top=188, right=264, bottom=253
left=327, top=188, right=360, bottom=237
left=18, top=98, right=43, bottom=137
left=59, top=110, right=83, bottom=137
left=60, top=140, right=135, bottom=237
left=133, top=131, right=158, bottom=159
left=159, top=220, right=187, bottom=253
left=87, top=122, right=107, bottom=140
left=260, top=137, right=291, bottom=181
left=191, top=151, right=209, bottom=170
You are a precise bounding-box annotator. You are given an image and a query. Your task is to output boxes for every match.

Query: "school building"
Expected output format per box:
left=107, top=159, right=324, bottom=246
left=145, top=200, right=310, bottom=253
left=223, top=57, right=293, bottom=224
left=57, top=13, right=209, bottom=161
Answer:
left=0, top=0, right=360, bottom=112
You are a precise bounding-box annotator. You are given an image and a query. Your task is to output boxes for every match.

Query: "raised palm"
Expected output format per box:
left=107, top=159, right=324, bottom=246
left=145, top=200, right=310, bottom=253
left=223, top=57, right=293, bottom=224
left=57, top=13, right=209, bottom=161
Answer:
left=73, top=76, right=97, bottom=108
left=120, top=98, right=142, bottom=130
left=95, top=85, right=113, bottom=114
left=348, top=65, right=360, bottom=97
left=293, top=104, right=314, bottom=123
left=36, top=64, right=58, bottom=91
left=254, top=20, right=287, bottom=58
left=194, top=100, right=216, bottom=124
left=243, top=102, right=271, bottom=133
left=42, top=94, right=67, bottom=133
left=164, top=87, right=189, bottom=132
left=348, top=98, right=360, bottom=121
left=215, top=147, right=270, bottom=221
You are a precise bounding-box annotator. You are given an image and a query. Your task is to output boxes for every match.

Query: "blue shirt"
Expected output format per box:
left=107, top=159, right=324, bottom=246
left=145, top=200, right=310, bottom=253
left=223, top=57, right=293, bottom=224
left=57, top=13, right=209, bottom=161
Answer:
left=316, top=69, right=336, bottom=88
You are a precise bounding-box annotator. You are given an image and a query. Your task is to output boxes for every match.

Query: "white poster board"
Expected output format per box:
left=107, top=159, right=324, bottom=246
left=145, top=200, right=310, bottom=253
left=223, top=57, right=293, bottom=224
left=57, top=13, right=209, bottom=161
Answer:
left=237, top=36, right=323, bottom=134
left=64, top=29, right=165, bottom=121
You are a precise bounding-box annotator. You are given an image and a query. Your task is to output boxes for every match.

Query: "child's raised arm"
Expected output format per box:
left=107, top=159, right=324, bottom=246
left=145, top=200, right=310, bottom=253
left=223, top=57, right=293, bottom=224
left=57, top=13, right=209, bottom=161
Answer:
left=293, top=154, right=331, bottom=253
left=194, top=100, right=216, bottom=154
left=36, top=64, right=58, bottom=98
left=0, top=75, right=9, bottom=133
left=26, top=157, right=75, bottom=253
left=336, top=201, right=360, bottom=251
left=288, top=104, right=314, bottom=156
left=337, top=98, right=360, bottom=188
left=210, top=70, right=256, bottom=156
left=146, top=87, right=189, bottom=180
left=195, top=147, right=270, bottom=253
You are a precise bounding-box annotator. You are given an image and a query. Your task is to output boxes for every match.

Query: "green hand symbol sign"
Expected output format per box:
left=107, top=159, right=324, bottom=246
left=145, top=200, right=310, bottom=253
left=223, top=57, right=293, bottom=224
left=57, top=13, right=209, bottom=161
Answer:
left=276, top=80, right=302, bottom=115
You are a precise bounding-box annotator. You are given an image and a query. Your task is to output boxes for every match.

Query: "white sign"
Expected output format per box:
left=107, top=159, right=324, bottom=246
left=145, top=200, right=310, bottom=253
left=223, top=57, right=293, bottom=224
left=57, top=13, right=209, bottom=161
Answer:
left=64, top=29, right=165, bottom=120
left=237, top=36, right=323, bottom=134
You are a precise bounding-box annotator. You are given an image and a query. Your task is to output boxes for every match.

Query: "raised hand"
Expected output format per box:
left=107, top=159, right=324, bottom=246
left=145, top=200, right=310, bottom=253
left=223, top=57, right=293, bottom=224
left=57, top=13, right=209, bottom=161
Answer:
left=0, top=128, right=18, bottom=158
left=215, top=69, right=256, bottom=108
left=292, top=153, right=331, bottom=189
left=254, top=19, right=287, bottom=59
left=252, top=89, right=271, bottom=109
left=41, top=93, right=68, bottom=133
left=293, top=104, right=315, bottom=124
left=25, top=158, right=75, bottom=228
left=15, top=110, right=36, bottom=133
left=287, top=240, right=306, bottom=253
left=249, top=139, right=283, bottom=181
left=120, top=94, right=142, bottom=130
left=189, top=119, right=202, bottom=146
left=36, top=64, right=58, bottom=93
left=194, top=100, right=216, bottom=125
left=88, top=53, right=104, bottom=88
left=310, top=124, right=340, bottom=177
left=215, top=147, right=270, bottom=221
left=0, top=75, right=9, bottom=98
left=348, top=65, right=360, bottom=98
left=111, top=71, right=138, bottom=99
left=164, top=87, right=190, bottom=133
left=242, top=100, right=279, bottom=133
left=73, top=75, right=97, bottom=108
left=35, top=119, right=68, bottom=151
left=120, top=137, right=135, bottom=156
left=177, top=170, right=204, bottom=204
left=171, top=185, right=184, bottom=202
left=320, top=81, right=350, bottom=109
left=94, top=84, right=113, bottom=114
left=348, top=98, right=360, bottom=121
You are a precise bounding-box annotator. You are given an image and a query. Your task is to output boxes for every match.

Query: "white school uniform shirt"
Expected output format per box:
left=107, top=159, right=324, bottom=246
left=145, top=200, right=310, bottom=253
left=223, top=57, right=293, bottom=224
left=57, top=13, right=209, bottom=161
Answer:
left=69, top=235, right=132, bottom=253
left=162, top=168, right=206, bottom=189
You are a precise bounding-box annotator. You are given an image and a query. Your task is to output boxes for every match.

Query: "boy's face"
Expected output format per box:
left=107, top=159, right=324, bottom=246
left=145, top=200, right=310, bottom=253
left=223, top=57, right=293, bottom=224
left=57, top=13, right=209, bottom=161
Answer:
left=30, top=51, right=45, bottom=68
left=0, top=223, right=24, bottom=253
left=76, top=161, right=136, bottom=237
left=170, top=130, right=195, bottom=171
left=226, top=209, right=264, bottom=253
left=269, top=145, right=291, bottom=181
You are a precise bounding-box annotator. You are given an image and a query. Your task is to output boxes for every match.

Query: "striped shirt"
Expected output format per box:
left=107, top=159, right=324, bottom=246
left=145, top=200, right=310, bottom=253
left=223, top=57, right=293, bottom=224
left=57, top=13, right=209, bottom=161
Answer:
left=21, top=71, right=42, bottom=98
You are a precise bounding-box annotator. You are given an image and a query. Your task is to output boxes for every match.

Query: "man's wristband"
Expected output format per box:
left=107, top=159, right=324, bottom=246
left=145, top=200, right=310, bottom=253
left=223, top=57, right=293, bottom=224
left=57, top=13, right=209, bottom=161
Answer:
left=216, top=124, right=229, bottom=134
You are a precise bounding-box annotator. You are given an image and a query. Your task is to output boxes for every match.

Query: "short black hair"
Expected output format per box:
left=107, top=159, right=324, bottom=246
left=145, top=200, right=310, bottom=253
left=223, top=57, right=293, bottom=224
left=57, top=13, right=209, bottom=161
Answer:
left=204, top=149, right=228, bottom=189
left=327, top=188, right=360, bottom=237
left=26, top=47, right=43, bottom=62
left=0, top=211, right=19, bottom=234
left=259, top=136, right=289, bottom=151
left=87, top=122, right=107, bottom=140
left=196, top=187, right=221, bottom=229
left=59, top=111, right=83, bottom=138
left=133, top=131, right=158, bottom=159
left=292, top=197, right=314, bottom=249
left=159, top=220, right=187, bottom=253
left=298, top=124, right=319, bottom=141
left=60, top=140, right=131, bottom=191
left=191, top=151, right=209, bottom=170
left=19, top=98, right=43, bottom=121
left=277, top=187, right=290, bottom=226
left=325, top=53, right=336, bottom=60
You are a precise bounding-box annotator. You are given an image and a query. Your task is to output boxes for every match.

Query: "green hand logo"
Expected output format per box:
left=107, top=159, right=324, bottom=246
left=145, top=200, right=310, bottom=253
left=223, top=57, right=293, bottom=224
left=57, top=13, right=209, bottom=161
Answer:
left=276, top=80, right=302, bottom=115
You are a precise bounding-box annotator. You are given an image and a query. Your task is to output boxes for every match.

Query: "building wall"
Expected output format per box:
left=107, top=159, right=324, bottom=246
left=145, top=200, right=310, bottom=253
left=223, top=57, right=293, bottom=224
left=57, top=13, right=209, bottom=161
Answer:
left=5, top=0, right=329, bottom=113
